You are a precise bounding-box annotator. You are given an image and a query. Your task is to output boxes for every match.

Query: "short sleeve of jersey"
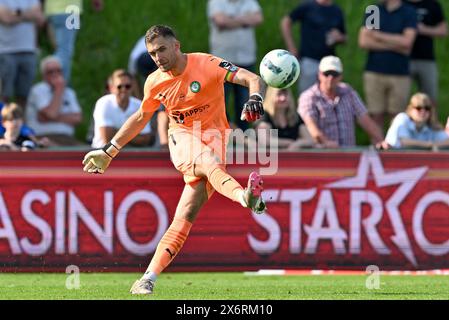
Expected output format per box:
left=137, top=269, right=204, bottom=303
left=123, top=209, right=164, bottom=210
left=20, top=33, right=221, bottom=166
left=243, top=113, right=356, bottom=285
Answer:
left=289, top=3, right=308, bottom=22
left=140, top=76, right=162, bottom=113
left=93, top=97, right=115, bottom=128
left=29, top=84, right=52, bottom=111
left=350, top=89, right=368, bottom=118
left=385, top=113, right=410, bottom=148
left=431, top=1, right=445, bottom=25
left=246, top=0, right=262, bottom=14
left=404, top=5, right=418, bottom=29
left=207, top=0, right=225, bottom=18
left=336, top=7, right=346, bottom=34
left=210, top=55, right=239, bottom=84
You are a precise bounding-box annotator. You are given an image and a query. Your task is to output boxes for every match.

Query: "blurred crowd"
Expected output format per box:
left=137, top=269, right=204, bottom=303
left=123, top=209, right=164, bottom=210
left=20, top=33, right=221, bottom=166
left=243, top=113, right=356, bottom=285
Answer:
left=1, top=0, right=449, bottom=152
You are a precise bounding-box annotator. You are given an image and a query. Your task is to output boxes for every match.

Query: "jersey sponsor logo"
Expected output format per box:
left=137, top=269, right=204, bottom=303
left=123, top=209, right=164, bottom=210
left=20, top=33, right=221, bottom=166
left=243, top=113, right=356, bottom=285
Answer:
left=190, top=81, right=201, bottom=93
left=169, top=105, right=210, bottom=124
left=219, top=60, right=238, bottom=72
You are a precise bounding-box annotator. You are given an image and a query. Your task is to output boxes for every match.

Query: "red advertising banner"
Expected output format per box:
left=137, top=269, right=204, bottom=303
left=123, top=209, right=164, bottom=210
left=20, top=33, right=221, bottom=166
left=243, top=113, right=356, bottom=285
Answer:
left=0, top=150, right=448, bottom=272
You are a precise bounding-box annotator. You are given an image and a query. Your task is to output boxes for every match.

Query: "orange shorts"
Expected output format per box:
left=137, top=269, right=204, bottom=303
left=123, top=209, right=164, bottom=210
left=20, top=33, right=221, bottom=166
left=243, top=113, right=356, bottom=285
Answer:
left=168, top=128, right=229, bottom=196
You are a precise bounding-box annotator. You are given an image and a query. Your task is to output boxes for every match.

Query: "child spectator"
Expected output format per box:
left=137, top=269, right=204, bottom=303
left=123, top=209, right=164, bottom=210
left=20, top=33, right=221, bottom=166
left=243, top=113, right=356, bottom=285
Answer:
left=0, top=103, right=49, bottom=151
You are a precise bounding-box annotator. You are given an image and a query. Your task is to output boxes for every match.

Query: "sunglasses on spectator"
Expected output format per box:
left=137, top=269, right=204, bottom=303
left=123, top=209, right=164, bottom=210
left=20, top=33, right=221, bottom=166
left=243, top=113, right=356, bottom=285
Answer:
left=117, top=84, right=132, bottom=90
left=45, top=68, right=62, bottom=75
left=322, top=70, right=341, bottom=78
left=413, top=105, right=432, bottom=112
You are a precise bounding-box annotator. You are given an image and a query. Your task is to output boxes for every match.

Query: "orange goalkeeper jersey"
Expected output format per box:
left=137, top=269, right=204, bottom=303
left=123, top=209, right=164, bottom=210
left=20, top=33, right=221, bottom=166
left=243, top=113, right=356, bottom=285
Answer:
left=140, top=53, right=239, bottom=133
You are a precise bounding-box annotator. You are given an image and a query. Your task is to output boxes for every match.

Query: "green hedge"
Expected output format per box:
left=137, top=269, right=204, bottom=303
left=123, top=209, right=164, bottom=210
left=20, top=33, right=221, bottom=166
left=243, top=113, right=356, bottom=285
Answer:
left=69, top=0, right=449, bottom=144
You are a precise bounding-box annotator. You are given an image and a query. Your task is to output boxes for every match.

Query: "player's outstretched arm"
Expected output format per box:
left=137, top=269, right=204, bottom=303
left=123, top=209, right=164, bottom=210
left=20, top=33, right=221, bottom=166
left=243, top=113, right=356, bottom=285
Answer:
left=230, top=67, right=266, bottom=97
left=229, top=68, right=267, bottom=122
left=82, top=109, right=153, bottom=174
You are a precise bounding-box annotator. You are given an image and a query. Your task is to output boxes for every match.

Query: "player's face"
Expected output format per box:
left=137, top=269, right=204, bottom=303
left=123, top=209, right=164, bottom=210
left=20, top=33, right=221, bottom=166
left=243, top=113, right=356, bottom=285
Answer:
left=147, top=36, right=179, bottom=72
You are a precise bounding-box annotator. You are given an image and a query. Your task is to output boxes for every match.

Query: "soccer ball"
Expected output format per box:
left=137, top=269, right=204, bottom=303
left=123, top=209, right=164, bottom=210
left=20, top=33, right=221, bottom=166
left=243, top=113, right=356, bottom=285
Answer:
left=259, top=49, right=300, bottom=89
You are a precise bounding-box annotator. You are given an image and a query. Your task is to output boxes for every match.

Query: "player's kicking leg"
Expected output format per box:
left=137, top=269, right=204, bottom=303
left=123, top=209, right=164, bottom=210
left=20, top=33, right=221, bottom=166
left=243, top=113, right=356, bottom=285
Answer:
left=130, top=179, right=209, bottom=295
left=194, top=152, right=266, bottom=214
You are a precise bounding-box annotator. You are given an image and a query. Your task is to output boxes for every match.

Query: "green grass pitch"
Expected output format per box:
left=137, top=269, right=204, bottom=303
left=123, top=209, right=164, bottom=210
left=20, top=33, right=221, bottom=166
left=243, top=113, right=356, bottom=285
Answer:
left=1, top=272, right=449, bottom=300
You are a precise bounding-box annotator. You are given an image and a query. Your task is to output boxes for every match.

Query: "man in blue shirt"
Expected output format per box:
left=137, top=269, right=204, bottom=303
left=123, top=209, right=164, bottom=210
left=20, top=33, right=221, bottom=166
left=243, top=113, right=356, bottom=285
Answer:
left=359, top=0, right=417, bottom=130
left=281, top=0, right=346, bottom=93
left=405, top=0, right=448, bottom=104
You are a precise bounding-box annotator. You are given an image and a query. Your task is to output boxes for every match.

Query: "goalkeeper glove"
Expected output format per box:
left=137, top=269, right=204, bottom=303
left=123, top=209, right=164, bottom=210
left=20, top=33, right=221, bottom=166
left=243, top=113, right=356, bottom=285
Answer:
left=240, top=93, right=264, bottom=122
left=82, top=141, right=120, bottom=174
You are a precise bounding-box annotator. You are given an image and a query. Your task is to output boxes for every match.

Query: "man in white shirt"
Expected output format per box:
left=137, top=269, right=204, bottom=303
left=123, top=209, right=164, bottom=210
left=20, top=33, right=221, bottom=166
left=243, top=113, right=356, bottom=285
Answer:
left=91, top=69, right=153, bottom=148
left=207, top=0, right=263, bottom=130
left=26, top=55, right=83, bottom=145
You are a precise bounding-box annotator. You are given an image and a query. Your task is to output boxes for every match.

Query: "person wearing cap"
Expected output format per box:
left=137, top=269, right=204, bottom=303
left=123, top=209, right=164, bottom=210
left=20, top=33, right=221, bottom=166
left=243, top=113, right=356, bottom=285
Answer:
left=298, top=56, right=388, bottom=149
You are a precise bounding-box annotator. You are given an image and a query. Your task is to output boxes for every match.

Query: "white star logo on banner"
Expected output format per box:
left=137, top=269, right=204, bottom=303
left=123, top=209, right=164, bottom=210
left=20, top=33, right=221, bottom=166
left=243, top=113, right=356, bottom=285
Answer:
left=326, top=149, right=428, bottom=266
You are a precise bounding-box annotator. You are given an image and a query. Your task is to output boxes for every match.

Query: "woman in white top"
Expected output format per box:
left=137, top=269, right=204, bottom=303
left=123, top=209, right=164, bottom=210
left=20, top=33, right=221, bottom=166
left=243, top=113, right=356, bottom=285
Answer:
left=385, top=92, right=449, bottom=150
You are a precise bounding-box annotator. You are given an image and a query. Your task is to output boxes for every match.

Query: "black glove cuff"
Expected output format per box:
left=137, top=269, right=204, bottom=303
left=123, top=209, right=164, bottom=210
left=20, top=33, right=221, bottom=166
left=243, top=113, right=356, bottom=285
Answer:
left=102, top=142, right=120, bottom=158
left=250, top=93, right=264, bottom=102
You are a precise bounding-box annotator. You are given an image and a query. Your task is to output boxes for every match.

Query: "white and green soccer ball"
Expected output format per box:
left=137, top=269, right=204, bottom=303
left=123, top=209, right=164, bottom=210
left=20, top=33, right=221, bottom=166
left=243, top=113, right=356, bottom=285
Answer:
left=259, top=49, right=300, bottom=89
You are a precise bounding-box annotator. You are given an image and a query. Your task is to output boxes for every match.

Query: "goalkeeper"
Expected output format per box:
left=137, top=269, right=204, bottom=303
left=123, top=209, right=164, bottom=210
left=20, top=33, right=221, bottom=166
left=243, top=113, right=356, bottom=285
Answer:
left=82, top=25, right=266, bottom=295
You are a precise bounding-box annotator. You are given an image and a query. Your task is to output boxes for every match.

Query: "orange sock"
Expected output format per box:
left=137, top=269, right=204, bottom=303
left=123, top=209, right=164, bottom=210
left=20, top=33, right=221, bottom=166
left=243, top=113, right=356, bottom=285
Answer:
left=207, top=166, right=243, bottom=203
left=147, top=217, right=192, bottom=275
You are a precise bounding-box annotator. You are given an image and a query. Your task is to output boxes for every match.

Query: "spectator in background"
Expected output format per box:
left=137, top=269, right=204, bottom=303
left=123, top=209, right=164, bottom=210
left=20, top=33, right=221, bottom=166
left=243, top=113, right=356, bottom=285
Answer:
left=26, top=55, right=83, bottom=146
left=0, top=102, right=49, bottom=151
left=128, top=35, right=157, bottom=99
left=385, top=92, right=449, bottom=150
left=0, top=100, right=37, bottom=141
left=405, top=0, right=447, bottom=105
left=358, top=0, right=417, bottom=130
left=127, top=35, right=168, bottom=150
left=44, top=0, right=103, bottom=82
left=281, top=0, right=346, bottom=93
left=298, top=56, right=387, bottom=149
left=91, top=69, right=153, bottom=148
left=0, top=0, right=45, bottom=107
left=255, top=86, right=314, bottom=151
left=208, top=0, right=263, bottom=131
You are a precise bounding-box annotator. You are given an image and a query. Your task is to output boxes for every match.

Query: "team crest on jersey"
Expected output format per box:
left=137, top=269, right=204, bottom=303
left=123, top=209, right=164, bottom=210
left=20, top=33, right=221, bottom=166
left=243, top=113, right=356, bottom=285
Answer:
left=190, top=81, right=201, bottom=93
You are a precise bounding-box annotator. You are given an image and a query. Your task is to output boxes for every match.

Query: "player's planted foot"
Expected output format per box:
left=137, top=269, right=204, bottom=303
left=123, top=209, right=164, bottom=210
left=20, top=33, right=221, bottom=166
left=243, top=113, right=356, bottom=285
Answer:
left=130, top=278, right=154, bottom=295
left=243, top=171, right=266, bottom=214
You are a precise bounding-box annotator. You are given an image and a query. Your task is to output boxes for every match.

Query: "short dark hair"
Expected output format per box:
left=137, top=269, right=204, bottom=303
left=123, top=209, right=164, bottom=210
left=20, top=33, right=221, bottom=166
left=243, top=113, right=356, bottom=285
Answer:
left=145, top=25, right=177, bottom=45
left=108, top=69, right=133, bottom=86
